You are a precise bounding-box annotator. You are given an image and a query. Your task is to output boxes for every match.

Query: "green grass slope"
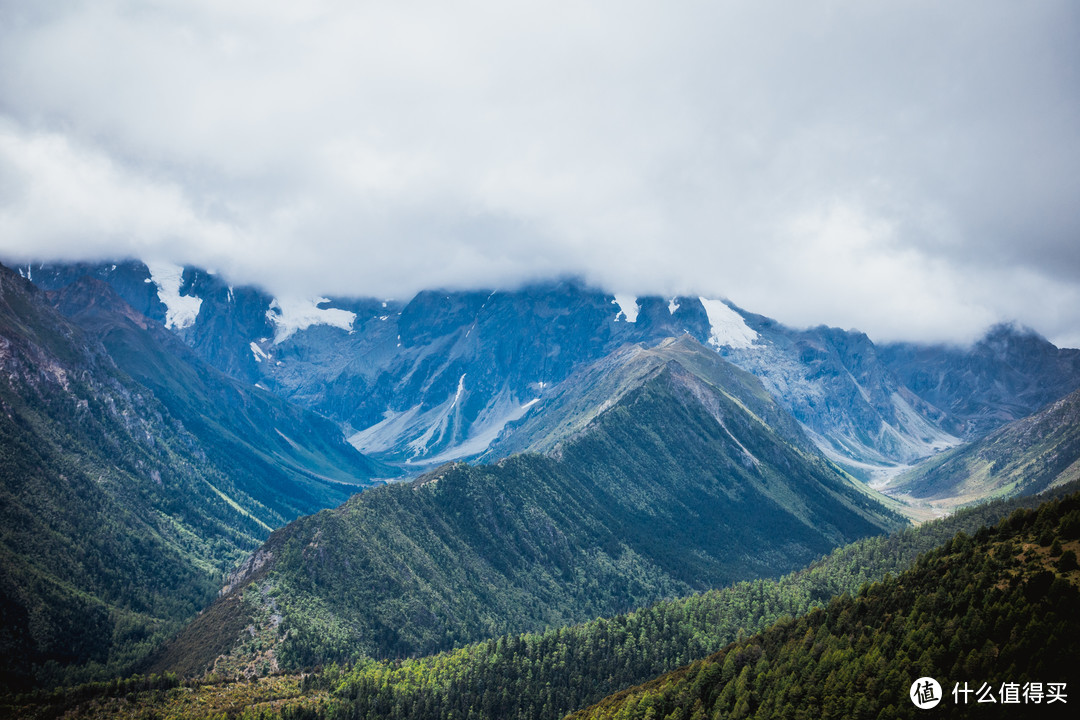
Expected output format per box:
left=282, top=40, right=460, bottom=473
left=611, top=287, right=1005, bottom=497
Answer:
left=889, top=386, right=1080, bottom=510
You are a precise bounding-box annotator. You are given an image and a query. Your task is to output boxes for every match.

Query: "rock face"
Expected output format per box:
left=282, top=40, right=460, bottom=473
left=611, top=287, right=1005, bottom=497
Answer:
left=23, top=261, right=1080, bottom=471
left=715, top=308, right=961, bottom=468
left=879, top=324, right=1080, bottom=438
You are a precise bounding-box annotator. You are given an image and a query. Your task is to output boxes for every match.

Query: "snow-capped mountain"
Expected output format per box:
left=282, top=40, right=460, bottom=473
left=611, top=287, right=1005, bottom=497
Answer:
left=21, top=261, right=1080, bottom=473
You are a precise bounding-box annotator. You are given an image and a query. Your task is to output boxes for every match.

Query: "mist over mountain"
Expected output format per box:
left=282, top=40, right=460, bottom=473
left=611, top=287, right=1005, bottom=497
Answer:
left=22, top=260, right=1080, bottom=475
left=6, top=257, right=1080, bottom=695
left=4, top=3, right=1080, bottom=711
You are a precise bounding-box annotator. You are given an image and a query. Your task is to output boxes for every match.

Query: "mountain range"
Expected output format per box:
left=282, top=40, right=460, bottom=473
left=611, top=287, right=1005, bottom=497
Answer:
left=23, top=261, right=1080, bottom=474
left=149, top=335, right=902, bottom=677
left=884, top=384, right=1080, bottom=510
left=4, top=256, right=1080, bottom=699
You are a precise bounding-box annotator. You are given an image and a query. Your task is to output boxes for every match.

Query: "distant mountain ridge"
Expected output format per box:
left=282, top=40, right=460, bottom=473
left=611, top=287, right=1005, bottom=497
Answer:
left=887, top=384, right=1080, bottom=509
left=717, top=307, right=962, bottom=467
left=22, top=260, right=1080, bottom=472
left=880, top=323, right=1080, bottom=438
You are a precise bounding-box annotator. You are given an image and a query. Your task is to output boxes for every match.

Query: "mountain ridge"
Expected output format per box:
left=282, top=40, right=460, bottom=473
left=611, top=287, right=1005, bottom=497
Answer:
left=26, top=259, right=1080, bottom=476
left=148, top=336, right=903, bottom=678
left=0, top=263, right=384, bottom=690
left=886, top=384, right=1080, bottom=510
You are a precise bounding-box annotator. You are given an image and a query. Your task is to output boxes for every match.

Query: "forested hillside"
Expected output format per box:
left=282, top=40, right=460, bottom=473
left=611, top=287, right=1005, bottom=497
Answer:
left=0, top=265, right=380, bottom=691
left=9, top=483, right=1073, bottom=719
left=150, top=342, right=902, bottom=678
left=572, top=491, right=1080, bottom=720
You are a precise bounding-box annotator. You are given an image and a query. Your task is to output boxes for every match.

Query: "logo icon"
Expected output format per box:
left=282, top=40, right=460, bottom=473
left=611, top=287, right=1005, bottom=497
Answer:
left=911, top=677, right=942, bottom=709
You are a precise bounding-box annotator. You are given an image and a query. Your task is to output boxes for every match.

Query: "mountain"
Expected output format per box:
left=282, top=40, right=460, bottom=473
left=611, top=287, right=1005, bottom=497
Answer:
left=25, top=260, right=1080, bottom=476
left=880, top=323, right=1080, bottom=438
left=0, top=264, right=382, bottom=691
left=48, top=275, right=394, bottom=517
left=149, top=335, right=903, bottom=677
left=480, top=336, right=810, bottom=460
left=571, top=490, right=1080, bottom=720
left=714, top=307, right=962, bottom=469
left=26, top=263, right=714, bottom=466
left=885, top=386, right=1080, bottom=510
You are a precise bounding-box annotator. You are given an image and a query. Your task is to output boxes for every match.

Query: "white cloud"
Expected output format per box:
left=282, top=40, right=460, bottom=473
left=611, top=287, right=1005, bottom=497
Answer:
left=0, top=120, right=244, bottom=267
left=0, top=1, right=1077, bottom=346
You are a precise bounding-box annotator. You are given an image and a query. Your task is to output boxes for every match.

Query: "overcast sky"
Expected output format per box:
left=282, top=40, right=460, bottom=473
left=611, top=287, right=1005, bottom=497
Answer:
left=1, top=1, right=1078, bottom=346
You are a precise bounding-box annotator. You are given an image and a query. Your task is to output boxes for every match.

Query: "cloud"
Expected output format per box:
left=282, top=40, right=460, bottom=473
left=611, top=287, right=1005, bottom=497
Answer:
left=0, top=119, right=244, bottom=265
left=1, top=0, right=1078, bottom=346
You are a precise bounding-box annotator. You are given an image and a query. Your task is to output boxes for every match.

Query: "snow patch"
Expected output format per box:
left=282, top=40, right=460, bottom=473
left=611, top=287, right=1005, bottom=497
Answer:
left=266, top=297, right=356, bottom=344
left=406, top=373, right=467, bottom=457
left=420, top=390, right=540, bottom=465
left=612, top=294, right=639, bottom=323
left=450, top=373, right=466, bottom=409
left=350, top=382, right=543, bottom=465
left=250, top=341, right=270, bottom=363
left=668, top=297, right=680, bottom=314
left=349, top=405, right=424, bottom=454
left=699, top=298, right=758, bottom=349
left=146, top=261, right=202, bottom=330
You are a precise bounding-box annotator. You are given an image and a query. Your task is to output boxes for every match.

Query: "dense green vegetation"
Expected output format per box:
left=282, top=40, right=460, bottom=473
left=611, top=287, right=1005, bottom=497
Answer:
left=159, top=359, right=901, bottom=677
left=571, top=492, right=1080, bottom=720
left=9, top=484, right=1073, bottom=719
left=0, top=267, right=379, bottom=691
left=270, top=486, right=1080, bottom=720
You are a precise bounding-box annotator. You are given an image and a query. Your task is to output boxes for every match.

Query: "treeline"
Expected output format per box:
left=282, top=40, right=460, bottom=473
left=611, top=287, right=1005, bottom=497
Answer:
left=570, top=491, right=1080, bottom=720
